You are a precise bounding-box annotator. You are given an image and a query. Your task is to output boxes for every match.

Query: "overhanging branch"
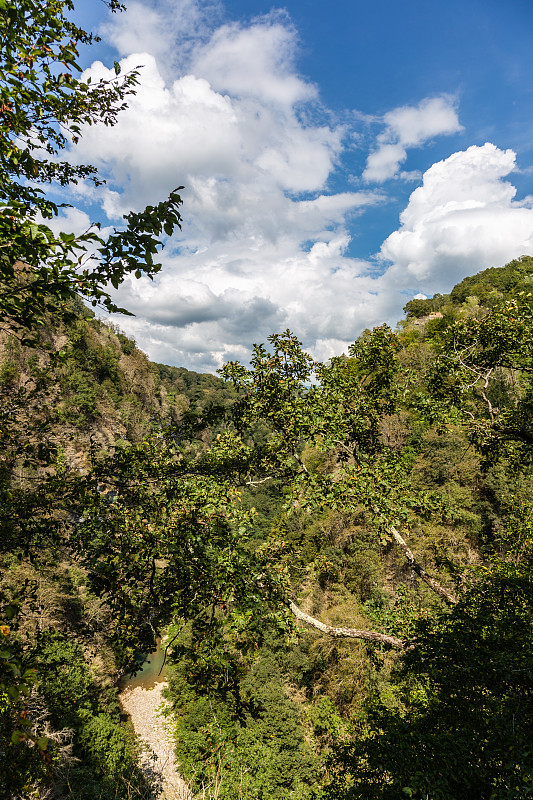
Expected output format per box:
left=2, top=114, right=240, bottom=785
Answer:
left=287, top=600, right=405, bottom=649
left=287, top=518, right=457, bottom=649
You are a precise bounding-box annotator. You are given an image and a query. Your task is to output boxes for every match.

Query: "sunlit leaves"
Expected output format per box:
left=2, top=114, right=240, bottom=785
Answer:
left=72, top=433, right=287, bottom=670
left=220, top=327, right=422, bottom=531
left=428, top=293, right=533, bottom=464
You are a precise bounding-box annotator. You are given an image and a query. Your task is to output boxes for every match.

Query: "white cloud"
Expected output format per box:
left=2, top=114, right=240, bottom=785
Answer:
left=100, top=0, right=222, bottom=75
left=381, top=143, right=533, bottom=292
left=73, top=49, right=345, bottom=220
left=42, top=206, right=92, bottom=237
left=190, top=15, right=314, bottom=107
left=67, top=4, right=394, bottom=369
left=65, top=4, right=533, bottom=372
left=364, top=96, right=462, bottom=182
left=107, top=231, right=395, bottom=372
left=384, top=96, right=462, bottom=147
left=364, top=143, right=407, bottom=184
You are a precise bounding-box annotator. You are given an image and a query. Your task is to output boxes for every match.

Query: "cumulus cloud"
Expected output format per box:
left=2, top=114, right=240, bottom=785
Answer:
left=73, top=48, right=346, bottom=221
left=65, top=3, right=532, bottom=372
left=41, top=206, right=93, bottom=237
left=190, top=15, right=314, bottom=107
left=66, top=2, right=395, bottom=369
left=100, top=0, right=222, bottom=75
left=107, top=230, right=396, bottom=372
left=364, top=96, right=462, bottom=182
left=381, top=142, right=533, bottom=292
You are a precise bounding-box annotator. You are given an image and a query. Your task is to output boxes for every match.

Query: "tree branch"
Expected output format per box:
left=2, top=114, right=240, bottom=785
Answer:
left=287, top=600, right=405, bottom=649
left=388, top=524, right=458, bottom=605
left=288, top=517, right=457, bottom=650
left=244, top=476, right=273, bottom=486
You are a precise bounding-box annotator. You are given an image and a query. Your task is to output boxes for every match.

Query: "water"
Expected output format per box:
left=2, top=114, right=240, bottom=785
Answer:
left=121, top=640, right=168, bottom=690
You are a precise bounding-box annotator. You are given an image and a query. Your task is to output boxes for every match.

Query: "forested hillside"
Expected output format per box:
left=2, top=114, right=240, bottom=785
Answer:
left=0, top=301, right=237, bottom=797
left=167, top=254, right=533, bottom=800
left=2, top=255, right=533, bottom=799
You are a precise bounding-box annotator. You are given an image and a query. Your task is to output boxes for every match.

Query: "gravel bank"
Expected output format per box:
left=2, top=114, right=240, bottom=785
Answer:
left=119, top=681, right=192, bottom=800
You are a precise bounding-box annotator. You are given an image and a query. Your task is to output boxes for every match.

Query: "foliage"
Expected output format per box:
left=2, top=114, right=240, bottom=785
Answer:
left=2, top=269, right=532, bottom=797
left=0, top=0, right=183, bottom=338
left=1, top=20, right=533, bottom=791
left=428, top=292, right=533, bottom=465
left=326, top=502, right=533, bottom=800
left=1, top=626, right=150, bottom=799
left=404, top=255, right=533, bottom=318
left=449, top=255, right=533, bottom=306
left=167, top=629, right=321, bottom=799
left=71, top=432, right=290, bottom=671
left=221, top=328, right=444, bottom=546
left=0, top=0, right=184, bottom=792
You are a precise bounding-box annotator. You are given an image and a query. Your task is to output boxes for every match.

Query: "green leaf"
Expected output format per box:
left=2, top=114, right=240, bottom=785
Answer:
left=7, top=686, right=20, bottom=701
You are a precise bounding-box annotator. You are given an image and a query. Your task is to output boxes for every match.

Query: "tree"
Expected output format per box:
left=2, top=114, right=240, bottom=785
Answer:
left=220, top=316, right=533, bottom=797
left=70, top=432, right=288, bottom=672
left=324, top=501, right=533, bottom=799
left=0, top=0, right=183, bottom=339
left=221, top=328, right=457, bottom=645
left=2, top=4, right=532, bottom=794
left=428, top=293, right=533, bottom=463
left=0, top=2, right=182, bottom=789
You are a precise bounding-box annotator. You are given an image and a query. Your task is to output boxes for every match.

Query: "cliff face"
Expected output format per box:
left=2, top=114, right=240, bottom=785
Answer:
left=0, top=302, right=235, bottom=473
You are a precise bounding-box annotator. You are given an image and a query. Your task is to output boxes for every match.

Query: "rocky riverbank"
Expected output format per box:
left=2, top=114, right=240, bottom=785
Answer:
left=119, top=681, right=191, bottom=800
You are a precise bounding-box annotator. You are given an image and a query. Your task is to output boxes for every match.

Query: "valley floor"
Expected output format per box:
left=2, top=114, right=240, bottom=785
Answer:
left=119, top=682, right=191, bottom=800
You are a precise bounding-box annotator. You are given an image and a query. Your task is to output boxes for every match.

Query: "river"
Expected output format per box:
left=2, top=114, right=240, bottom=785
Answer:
left=121, top=642, right=169, bottom=690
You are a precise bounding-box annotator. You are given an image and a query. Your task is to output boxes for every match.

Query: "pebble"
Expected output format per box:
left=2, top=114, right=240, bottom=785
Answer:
left=119, top=681, right=192, bottom=800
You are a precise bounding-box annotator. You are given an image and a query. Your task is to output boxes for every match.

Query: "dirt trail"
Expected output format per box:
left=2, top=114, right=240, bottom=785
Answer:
left=120, top=681, right=192, bottom=800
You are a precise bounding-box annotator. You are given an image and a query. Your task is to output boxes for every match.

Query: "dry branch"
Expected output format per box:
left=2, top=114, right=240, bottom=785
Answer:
left=288, top=518, right=458, bottom=649
left=388, top=524, right=458, bottom=605
left=287, top=600, right=405, bottom=649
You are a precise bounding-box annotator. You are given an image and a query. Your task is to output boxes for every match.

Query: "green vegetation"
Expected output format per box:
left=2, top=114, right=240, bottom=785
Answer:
left=167, top=629, right=321, bottom=799
left=2, top=254, right=526, bottom=798
left=1, top=1, right=533, bottom=798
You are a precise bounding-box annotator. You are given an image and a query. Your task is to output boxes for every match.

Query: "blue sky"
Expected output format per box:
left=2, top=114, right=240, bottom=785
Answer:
left=62, top=0, right=533, bottom=371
